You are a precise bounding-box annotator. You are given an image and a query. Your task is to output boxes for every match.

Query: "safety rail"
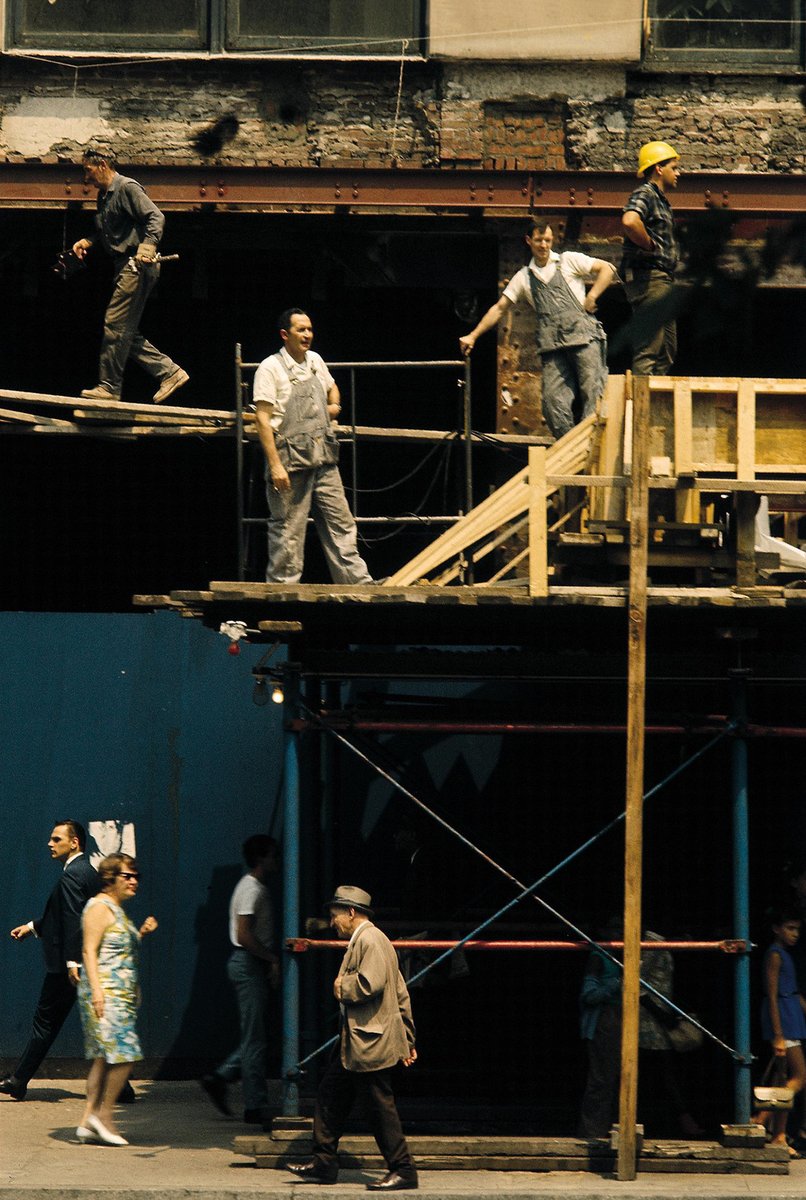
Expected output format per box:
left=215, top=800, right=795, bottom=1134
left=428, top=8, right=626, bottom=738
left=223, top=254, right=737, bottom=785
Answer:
left=234, top=345, right=476, bottom=580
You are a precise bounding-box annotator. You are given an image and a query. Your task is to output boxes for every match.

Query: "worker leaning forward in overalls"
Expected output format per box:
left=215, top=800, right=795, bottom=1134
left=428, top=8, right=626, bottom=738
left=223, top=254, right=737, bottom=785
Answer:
left=460, top=218, right=615, bottom=440
left=253, top=308, right=372, bottom=584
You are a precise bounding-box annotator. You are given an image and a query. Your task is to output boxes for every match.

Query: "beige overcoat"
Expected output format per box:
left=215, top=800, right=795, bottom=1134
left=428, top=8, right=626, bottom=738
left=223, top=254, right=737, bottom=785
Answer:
left=337, top=921, right=415, bottom=1073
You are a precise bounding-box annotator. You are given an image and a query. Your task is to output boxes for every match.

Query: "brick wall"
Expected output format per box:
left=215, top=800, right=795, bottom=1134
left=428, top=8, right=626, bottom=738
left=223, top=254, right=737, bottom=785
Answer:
left=1, top=62, right=802, bottom=173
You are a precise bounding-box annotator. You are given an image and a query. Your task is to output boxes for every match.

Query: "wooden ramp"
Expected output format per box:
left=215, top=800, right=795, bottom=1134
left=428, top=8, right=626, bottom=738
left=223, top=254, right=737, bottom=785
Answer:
left=383, top=380, right=613, bottom=589
left=383, top=375, right=806, bottom=592
left=234, top=1125, right=787, bottom=1175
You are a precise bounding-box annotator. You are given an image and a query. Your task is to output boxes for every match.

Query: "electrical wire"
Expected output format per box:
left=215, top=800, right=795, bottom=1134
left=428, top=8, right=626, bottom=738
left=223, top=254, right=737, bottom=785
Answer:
left=357, top=441, right=456, bottom=546
left=344, top=435, right=454, bottom=495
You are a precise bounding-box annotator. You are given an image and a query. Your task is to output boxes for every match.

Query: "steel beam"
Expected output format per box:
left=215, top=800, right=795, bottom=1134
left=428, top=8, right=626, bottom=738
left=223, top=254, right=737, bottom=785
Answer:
left=0, top=164, right=805, bottom=214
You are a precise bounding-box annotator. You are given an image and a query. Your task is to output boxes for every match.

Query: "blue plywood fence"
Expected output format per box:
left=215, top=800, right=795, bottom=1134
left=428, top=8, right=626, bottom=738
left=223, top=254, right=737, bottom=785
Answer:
left=0, top=611, right=285, bottom=1068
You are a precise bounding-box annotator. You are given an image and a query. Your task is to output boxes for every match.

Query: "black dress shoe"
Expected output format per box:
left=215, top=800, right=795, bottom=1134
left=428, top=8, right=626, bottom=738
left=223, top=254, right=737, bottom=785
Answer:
left=366, top=1172, right=418, bottom=1191
left=199, top=1074, right=231, bottom=1116
left=243, top=1108, right=266, bottom=1124
left=287, top=1162, right=337, bottom=1183
left=0, top=1077, right=27, bottom=1101
left=117, top=1081, right=136, bottom=1103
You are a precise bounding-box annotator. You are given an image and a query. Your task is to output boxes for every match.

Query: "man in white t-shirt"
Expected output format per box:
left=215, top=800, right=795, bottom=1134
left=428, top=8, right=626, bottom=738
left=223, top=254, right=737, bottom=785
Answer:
left=200, top=834, right=279, bottom=1124
left=460, top=220, right=615, bottom=439
left=253, top=308, right=372, bottom=584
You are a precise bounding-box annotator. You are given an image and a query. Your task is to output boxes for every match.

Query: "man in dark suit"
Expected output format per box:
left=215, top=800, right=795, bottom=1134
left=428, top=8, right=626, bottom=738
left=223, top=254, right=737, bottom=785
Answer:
left=1, top=820, right=98, bottom=1100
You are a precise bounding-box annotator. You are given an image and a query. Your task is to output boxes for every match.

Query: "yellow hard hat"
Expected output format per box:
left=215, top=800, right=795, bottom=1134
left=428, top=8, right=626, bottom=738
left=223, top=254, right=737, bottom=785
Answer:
left=636, top=141, right=680, bottom=178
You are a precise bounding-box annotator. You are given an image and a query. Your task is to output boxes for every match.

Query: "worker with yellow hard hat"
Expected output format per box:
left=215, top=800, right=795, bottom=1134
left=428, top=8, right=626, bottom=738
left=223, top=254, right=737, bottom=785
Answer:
left=621, top=140, right=681, bottom=376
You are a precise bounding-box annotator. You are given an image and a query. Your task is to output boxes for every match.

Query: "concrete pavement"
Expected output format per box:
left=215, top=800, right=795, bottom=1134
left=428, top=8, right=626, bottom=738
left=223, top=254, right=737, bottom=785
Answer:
left=1, top=1080, right=805, bottom=1200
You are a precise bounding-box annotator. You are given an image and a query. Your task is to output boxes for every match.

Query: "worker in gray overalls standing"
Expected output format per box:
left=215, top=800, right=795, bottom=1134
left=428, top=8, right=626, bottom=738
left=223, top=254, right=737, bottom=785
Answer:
left=460, top=218, right=615, bottom=440
left=253, top=308, right=372, bottom=583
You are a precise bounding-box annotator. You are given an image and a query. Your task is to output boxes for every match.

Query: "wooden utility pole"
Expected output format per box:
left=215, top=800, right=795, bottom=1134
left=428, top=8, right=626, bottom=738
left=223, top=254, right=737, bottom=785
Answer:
left=617, top=374, right=650, bottom=1180
left=528, top=445, right=548, bottom=597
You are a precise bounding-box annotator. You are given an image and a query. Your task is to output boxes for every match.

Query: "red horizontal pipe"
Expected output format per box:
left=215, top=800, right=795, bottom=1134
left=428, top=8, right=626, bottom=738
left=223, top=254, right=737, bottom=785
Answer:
left=294, top=720, right=721, bottom=735
left=287, top=938, right=749, bottom=954
left=295, top=719, right=806, bottom=737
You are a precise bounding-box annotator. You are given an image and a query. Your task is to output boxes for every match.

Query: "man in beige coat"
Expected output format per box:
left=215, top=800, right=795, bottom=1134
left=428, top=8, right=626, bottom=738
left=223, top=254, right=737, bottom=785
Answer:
left=288, top=886, right=418, bottom=1191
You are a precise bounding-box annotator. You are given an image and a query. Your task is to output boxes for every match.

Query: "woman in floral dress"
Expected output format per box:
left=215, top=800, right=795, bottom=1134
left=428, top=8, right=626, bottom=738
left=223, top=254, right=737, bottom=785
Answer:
left=76, top=853, right=157, bottom=1146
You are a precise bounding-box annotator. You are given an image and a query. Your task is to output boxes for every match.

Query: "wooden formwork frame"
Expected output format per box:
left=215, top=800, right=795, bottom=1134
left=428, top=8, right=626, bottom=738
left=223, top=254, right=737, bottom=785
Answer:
left=385, top=375, right=806, bottom=594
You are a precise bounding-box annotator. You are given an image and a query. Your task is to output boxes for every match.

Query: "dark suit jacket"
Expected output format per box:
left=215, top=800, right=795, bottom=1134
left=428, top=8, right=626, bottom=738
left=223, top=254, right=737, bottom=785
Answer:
left=33, top=855, right=99, bottom=974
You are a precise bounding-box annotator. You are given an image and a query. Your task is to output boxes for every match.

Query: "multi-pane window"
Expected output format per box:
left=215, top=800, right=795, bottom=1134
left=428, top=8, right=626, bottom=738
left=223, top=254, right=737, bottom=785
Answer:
left=647, top=0, right=802, bottom=65
left=229, top=0, right=421, bottom=53
left=9, top=0, right=423, bottom=54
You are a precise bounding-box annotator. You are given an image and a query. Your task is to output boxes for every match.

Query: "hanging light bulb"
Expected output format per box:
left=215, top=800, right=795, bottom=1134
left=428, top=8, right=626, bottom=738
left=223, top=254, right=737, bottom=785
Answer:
left=252, top=677, right=270, bottom=707
left=271, top=682, right=285, bottom=705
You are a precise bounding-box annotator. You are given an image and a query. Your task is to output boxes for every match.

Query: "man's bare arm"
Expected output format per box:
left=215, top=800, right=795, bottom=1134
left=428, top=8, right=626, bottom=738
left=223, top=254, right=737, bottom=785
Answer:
left=459, top=295, right=513, bottom=357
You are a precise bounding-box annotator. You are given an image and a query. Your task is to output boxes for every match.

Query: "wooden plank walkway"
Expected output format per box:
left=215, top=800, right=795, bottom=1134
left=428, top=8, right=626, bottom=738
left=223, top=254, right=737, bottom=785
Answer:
left=233, top=1128, right=787, bottom=1176
left=133, top=581, right=806, bottom=618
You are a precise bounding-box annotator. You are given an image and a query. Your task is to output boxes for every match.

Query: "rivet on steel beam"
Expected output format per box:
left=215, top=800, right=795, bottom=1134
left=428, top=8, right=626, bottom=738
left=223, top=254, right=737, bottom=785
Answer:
left=217, top=181, right=225, bottom=197
left=587, top=187, right=594, bottom=205
left=335, top=184, right=341, bottom=198
left=704, top=188, right=712, bottom=207
left=569, top=188, right=576, bottom=205
left=722, top=190, right=729, bottom=207
left=199, top=180, right=207, bottom=197
left=352, top=185, right=359, bottom=198
left=64, top=180, right=72, bottom=195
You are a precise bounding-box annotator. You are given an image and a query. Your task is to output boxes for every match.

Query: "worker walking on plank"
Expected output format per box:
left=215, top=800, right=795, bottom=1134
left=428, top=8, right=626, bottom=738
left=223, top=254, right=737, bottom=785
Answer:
left=73, top=145, right=189, bottom=405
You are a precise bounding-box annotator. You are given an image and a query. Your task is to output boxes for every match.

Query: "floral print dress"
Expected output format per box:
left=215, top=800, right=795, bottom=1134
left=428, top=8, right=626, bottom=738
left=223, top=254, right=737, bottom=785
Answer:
left=78, top=894, right=143, bottom=1064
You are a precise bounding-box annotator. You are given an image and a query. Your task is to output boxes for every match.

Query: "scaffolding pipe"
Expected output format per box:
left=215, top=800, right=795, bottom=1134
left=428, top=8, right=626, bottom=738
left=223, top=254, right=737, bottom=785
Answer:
left=299, top=717, right=806, bottom=737
left=287, top=938, right=750, bottom=953
left=288, top=706, right=743, bottom=1077
left=281, top=664, right=301, bottom=1116
left=299, top=719, right=730, bottom=735
left=235, top=342, right=245, bottom=581
left=732, top=670, right=753, bottom=1124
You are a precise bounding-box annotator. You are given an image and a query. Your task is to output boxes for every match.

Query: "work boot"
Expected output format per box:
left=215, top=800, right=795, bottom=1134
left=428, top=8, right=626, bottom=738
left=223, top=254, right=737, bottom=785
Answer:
left=80, top=384, right=119, bottom=401
left=153, top=367, right=189, bottom=404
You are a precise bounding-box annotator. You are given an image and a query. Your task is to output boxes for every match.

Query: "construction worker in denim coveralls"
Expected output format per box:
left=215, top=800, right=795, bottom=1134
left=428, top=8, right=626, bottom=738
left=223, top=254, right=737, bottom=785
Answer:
left=253, top=309, right=372, bottom=584
left=460, top=220, right=614, bottom=440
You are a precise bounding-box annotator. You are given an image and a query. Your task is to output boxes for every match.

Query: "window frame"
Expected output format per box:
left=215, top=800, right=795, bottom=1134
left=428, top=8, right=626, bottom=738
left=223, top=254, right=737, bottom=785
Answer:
left=643, top=0, right=804, bottom=71
left=6, top=0, right=427, bottom=58
left=9, top=0, right=209, bottom=52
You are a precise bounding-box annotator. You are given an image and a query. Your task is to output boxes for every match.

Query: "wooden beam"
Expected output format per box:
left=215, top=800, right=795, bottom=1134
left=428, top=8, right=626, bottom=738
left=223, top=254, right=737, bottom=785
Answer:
left=0, top=387, right=235, bottom=420
left=672, top=380, right=700, bottom=523
left=735, top=493, right=760, bottom=587
left=736, top=380, right=756, bottom=482
left=617, top=374, right=650, bottom=1182
left=528, top=446, right=548, bottom=598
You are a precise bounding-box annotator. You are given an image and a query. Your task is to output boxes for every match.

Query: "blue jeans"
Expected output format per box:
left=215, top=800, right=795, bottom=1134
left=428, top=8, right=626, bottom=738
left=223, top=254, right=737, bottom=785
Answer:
left=540, top=339, right=606, bottom=440
left=216, top=950, right=270, bottom=1111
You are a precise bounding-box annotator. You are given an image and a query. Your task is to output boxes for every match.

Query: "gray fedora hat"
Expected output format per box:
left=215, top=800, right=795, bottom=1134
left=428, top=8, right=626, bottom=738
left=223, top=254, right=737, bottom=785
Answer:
left=324, top=885, right=374, bottom=916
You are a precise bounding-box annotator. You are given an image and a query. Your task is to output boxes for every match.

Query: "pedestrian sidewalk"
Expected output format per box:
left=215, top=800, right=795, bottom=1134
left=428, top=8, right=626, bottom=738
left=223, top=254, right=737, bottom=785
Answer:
left=1, top=1080, right=804, bottom=1200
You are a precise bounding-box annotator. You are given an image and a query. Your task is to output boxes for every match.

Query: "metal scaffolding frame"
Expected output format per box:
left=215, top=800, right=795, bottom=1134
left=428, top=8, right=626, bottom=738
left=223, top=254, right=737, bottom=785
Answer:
left=274, top=665, right=784, bottom=1148
left=233, top=346, right=479, bottom=581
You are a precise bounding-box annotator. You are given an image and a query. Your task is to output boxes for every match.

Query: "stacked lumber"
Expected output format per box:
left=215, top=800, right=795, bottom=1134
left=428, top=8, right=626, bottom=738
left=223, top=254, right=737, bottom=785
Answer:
left=0, top=387, right=238, bottom=438
left=234, top=1122, right=787, bottom=1175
